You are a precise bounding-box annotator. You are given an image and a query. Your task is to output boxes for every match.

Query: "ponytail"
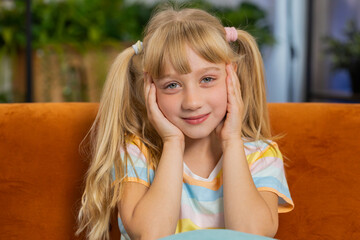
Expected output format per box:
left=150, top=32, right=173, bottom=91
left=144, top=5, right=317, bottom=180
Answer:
left=234, top=30, right=274, bottom=142
left=77, top=41, right=164, bottom=239
left=76, top=46, right=137, bottom=240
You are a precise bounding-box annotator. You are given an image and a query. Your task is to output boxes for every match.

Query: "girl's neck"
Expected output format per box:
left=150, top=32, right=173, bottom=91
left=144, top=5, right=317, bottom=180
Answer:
left=184, top=131, right=223, bottom=165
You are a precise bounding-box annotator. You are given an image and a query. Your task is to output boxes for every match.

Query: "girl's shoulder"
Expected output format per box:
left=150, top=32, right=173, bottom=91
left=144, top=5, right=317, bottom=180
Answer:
left=124, top=135, right=150, bottom=159
left=243, top=138, right=281, bottom=160
left=122, top=135, right=156, bottom=169
left=243, top=137, right=278, bottom=151
left=243, top=138, right=283, bottom=169
left=115, top=135, right=155, bottom=187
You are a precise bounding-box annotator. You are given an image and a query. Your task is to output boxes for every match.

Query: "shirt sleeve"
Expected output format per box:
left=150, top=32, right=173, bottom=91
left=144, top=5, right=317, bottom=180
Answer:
left=112, top=141, right=155, bottom=187
left=249, top=141, right=294, bottom=213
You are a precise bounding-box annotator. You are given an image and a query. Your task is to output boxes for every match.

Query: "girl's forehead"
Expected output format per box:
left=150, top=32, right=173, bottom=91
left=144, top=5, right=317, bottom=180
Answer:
left=146, top=35, right=232, bottom=79
left=160, top=45, right=224, bottom=76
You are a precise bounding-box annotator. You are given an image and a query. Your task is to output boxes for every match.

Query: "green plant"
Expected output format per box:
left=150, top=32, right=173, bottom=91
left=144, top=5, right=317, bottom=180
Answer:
left=217, top=2, right=275, bottom=47
left=0, top=91, right=11, bottom=103
left=0, top=1, right=26, bottom=54
left=325, top=20, right=360, bottom=94
left=0, top=0, right=274, bottom=102
left=1, top=0, right=273, bottom=51
left=171, top=0, right=275, bottom=48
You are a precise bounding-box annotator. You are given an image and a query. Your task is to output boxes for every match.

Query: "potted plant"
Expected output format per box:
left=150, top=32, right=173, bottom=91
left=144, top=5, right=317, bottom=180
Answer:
left=325, top=20, right=360, bottom=95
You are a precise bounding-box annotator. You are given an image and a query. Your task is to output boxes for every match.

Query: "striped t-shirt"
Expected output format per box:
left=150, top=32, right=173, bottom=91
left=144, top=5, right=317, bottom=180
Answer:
left=115, top=138, right=294, bottom=239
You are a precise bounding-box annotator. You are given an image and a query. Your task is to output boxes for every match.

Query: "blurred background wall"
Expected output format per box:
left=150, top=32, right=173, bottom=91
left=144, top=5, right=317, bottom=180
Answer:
left=1, top=0, right=360, bottom=103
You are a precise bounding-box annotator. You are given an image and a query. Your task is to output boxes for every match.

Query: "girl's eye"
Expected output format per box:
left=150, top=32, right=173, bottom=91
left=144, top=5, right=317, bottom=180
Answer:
left=165, top=83, right=179, bottom=89
left=201, top=77, right=214, bottom=83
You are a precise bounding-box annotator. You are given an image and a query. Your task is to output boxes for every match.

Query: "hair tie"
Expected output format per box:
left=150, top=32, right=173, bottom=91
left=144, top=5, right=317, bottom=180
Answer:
left=132, top=40, right=143, bottom=55
left=224, top=27, right=238, bottom=42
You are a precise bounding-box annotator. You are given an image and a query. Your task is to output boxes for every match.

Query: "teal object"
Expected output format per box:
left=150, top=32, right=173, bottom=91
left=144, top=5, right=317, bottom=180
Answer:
left=159, top=229, right=276, bottom=240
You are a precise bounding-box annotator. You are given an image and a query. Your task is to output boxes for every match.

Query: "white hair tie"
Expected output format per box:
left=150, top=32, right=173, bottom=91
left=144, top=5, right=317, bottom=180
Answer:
left=132, top=40, right=143, bottom=55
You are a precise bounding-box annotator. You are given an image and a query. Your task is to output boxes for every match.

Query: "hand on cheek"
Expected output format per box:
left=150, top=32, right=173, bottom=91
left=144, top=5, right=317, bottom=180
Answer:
left=144, top=73, right=184, bottom=143
left=215, top=64, right=244, bottom=145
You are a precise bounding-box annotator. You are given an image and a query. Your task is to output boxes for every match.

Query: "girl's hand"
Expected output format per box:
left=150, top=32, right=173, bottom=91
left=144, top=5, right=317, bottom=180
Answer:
left=144, top=73, right=184, bottom=143
left=215, top=64, right=245, bottom=146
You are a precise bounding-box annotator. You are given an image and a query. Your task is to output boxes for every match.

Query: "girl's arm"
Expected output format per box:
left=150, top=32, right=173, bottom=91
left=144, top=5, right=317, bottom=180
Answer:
left=217, top=65, right=278, bottom=237
left=222, top=139, right=279, bottom=237
left=118, top=75, right=185, bottom=240
left=119, top=138, right=184, bottom=240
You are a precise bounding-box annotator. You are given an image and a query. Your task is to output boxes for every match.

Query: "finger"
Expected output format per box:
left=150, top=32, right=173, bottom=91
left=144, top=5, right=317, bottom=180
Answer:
left=226, top=65, right=237, bottom=105
left=226, top=68, right=245, bottom=120
left=147, top=83, right=157, bottom=117
left=227, top=64, right=242, bottom=100
left=144, top=74, right=155, bottom=118
left=226, top=64, right=243, bottom=103
left=144, top=74, right=150, bottom=106
left=148, top=83, right=166, bottom=122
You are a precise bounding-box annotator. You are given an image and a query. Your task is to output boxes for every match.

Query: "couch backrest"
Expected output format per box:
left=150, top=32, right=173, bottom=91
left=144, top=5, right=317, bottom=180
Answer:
left=1, top=103, right=359, bottom=239
left=0, top=103, right=119, bottom=240
left=268, top=103, right=360, bottom=239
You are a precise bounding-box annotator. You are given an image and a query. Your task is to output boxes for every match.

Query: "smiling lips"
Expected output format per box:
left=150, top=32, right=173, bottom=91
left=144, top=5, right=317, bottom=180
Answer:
left=183, top=113, right=210, bottom=125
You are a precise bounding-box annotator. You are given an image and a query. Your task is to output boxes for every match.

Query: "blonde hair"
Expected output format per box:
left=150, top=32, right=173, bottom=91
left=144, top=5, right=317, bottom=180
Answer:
left=77, top=6, right=281, bottom=240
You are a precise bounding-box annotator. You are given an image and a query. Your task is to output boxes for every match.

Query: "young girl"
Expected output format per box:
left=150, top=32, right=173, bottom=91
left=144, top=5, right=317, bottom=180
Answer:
left=77, top=6, right=294, bottom=240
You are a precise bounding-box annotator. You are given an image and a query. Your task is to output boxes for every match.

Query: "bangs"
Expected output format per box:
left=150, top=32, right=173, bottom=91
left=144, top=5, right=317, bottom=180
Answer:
left=144, top=21, right=234, bottom=79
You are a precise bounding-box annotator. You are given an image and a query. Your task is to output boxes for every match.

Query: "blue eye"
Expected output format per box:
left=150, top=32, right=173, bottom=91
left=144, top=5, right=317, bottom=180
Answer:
left=202, top=77, right=214, bottom=83
left=165, top=83, right=179, bottom=89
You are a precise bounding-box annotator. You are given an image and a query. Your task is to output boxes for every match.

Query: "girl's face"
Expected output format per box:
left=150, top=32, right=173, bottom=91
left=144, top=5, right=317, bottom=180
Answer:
left=154, top=46, right=228, bottom=139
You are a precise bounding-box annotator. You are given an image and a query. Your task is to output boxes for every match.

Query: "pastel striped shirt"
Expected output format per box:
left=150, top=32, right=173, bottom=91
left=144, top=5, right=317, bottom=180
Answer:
left=114, top=138, right=294, bottom=239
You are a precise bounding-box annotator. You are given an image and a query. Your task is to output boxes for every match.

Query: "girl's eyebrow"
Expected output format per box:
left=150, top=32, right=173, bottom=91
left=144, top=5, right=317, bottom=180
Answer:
left=157, top=66, right=221, bottom=82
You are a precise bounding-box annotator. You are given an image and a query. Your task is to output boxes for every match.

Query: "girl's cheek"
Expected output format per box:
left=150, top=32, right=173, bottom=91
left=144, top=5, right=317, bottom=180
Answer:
left=156, top=87, right=169, bottom=106
left=156, top=92, right=176, bottom=117
left=156, top=90, right=166, bottom=108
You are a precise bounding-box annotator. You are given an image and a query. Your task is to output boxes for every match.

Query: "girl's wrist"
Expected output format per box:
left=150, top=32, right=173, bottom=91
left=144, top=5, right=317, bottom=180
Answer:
left=163, top=137, right=185, bottom=152
left=221, top=137, right=244, bottom=150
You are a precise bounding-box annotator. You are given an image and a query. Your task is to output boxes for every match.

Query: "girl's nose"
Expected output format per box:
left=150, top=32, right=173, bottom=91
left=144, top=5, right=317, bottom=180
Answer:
left=181, top=89, right=203, bottom=110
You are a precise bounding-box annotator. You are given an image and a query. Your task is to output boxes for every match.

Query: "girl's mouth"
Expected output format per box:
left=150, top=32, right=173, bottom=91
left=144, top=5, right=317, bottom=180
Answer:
left=183, top=113, right=210, bottom=125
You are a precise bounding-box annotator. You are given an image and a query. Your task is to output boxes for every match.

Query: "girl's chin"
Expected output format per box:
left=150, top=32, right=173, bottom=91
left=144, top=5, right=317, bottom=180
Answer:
left=182, top=130, right=214, bottom=140
left=178, top=123, right=221, bottom=140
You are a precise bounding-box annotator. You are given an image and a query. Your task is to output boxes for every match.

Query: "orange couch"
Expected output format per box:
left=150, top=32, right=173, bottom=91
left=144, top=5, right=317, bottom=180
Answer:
left=1, top=103, right=359, bottom=240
